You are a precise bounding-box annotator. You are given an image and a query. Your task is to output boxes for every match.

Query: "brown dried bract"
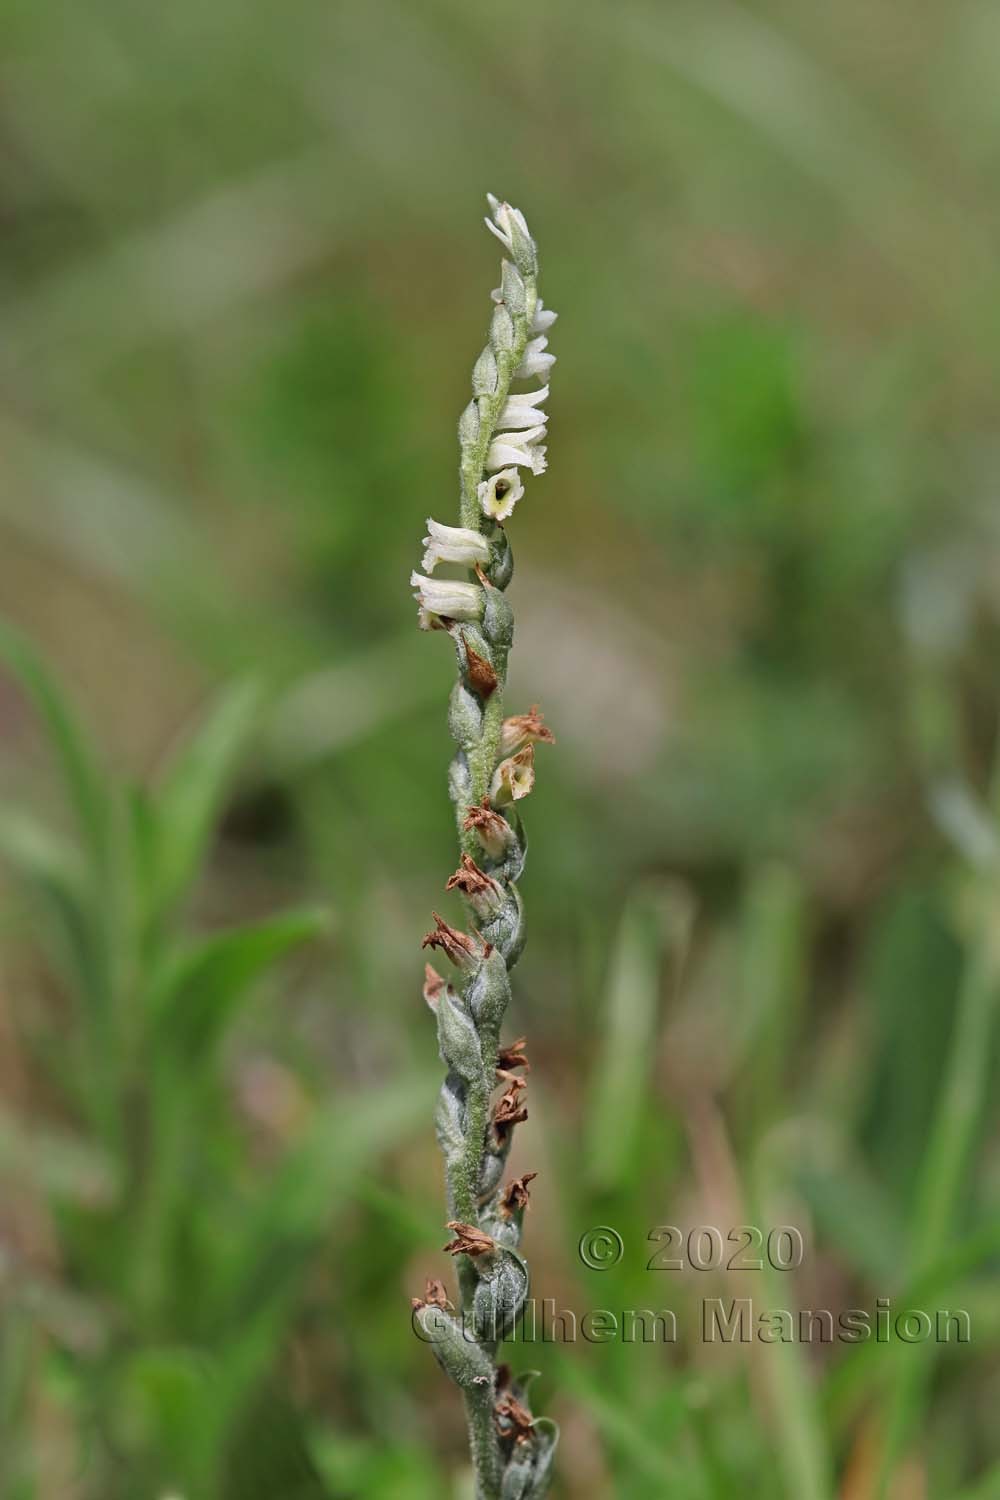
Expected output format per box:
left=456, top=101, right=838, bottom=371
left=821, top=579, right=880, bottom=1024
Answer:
left=422, top=962, right=446, bottom=1010
left=443, top=1221, right=496, bottom=1257
left=497, top=1037, right=530, bottom=1073
left=495, top=1392, right=535, bottom=1440
left=465, top=641, right=499, bottom=699
left=500, top=1172, right=538, bottom=1217
left=421, top=912, right=484, bottom=970
left=446, top=853, right=502, bottom=905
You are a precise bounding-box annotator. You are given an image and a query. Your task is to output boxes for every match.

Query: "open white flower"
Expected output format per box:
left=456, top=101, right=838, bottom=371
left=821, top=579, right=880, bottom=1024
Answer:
left=421, top=519, right=490, bottom=574
left=516, top=336, right=556, bottom=381
left=478, top=468, right=524, bottom=523
left=531, top=299, right=557, bottom=334
left=486, top=425, right=547, bottom=476
left=498, top=385, right=549, bottom=430
left=410, top=572, right=483, bottom=625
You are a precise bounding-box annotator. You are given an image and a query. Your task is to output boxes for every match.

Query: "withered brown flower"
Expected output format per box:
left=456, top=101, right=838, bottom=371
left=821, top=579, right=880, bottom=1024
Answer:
left=421, top=912, right=486, bottom=971
left=500, top=1172, right=538, bottom=1217
left=496, top=1036, right=530, bottom=1073
left=495, top=1392, right=535, bottom=1441
left=410, top=1277, right=453, bottom=1312
left=442, top=1221, right=497, bottom=1257
left=499, top=704, right=556, bottom=758
left=462, top=798, right=515, bottom=859
left=446, top=853, right=503, bottom=916
left=493, top=1081, right=529, bottom=1141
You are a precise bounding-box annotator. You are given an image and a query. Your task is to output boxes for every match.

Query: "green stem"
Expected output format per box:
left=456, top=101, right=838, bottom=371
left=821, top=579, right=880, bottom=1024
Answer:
left=464, top=1382, right=504, bottom=1499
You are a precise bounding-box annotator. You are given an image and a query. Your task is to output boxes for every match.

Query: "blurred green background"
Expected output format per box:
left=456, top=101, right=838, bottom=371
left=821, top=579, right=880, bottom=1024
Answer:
left=2, top=0, right=1000, bottom=1495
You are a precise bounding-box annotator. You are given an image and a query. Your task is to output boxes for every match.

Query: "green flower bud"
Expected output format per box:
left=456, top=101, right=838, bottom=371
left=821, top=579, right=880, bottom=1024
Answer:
left=490, top=303, right=515, bottom=353
left=473, top=345, right=499, bottom=396
left=413, top=1304, right=495, bottom=1391
left=436, top=989, right=483, bottom=1084
left=458, top=398, right=481, bottom=448
left=448, top=681, right=483, bottom=750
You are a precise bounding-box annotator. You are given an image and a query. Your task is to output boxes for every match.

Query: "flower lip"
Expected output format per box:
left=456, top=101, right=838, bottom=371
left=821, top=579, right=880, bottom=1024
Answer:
left=478, top=468, right=524, bottom=522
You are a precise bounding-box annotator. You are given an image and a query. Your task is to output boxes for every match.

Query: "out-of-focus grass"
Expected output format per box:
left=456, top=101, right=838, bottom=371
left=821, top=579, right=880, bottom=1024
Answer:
left=1, top=0, right=1000, bottom=1494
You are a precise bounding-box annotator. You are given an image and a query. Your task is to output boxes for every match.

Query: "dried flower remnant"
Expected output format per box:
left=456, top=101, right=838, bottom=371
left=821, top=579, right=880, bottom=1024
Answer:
left=411, top=1278, right=454, bottom=1312
left=493, top=1081, right=529, bottom=1142
left=496, top=1036, right=530, bottom=1073
left=496, top=1392, right=536, bottom=1442
left=421, top=912, right=487, bottom=972
left=463, top=799, right=516, bottom=860
left=443, top=1222, right=497, bottom=1258
left=446, top=854, right=505, bottom=918
left=500, top=1173, right=537, bottom=1216
left=489, top=745, right=535, bottom=807
left=499, top=706, right=556, bottom=757
left=409, top=196, right=559, bottom=1497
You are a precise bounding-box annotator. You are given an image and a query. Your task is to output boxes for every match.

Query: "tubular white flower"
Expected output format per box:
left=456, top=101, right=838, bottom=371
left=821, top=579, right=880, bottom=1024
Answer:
left=422, top=519, right=491, bottom=574
left=410, top=572, right=483, bottom=623
left=531, top=299, right=557, bottom=333
left=486, top=425, right=548, bottom=475
left=478, top=468, right=524, bottom=523
left=497, top=385, right=549, bottom=429
left=515, top=336, right=556, bottom=381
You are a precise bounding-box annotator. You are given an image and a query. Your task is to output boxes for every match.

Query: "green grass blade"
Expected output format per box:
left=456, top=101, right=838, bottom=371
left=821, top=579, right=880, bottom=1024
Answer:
left=151, top=906, right=329, bottom=1059
left=0, top=623, right=110, bottom=872
left=147, top=679, right=262, bottom=923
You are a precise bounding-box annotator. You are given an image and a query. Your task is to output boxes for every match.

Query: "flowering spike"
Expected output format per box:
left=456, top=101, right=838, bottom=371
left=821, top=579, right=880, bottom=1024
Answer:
left=409, top=198, right=558, bottom=1495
